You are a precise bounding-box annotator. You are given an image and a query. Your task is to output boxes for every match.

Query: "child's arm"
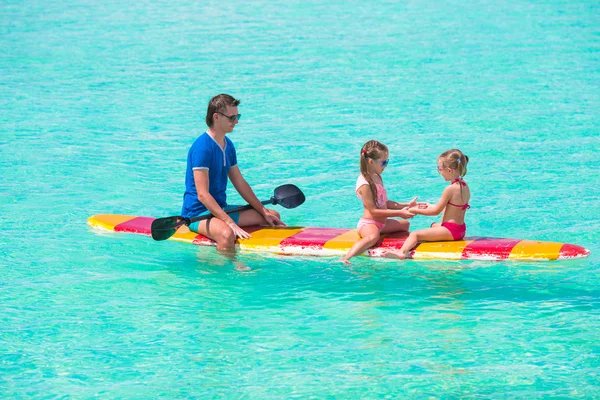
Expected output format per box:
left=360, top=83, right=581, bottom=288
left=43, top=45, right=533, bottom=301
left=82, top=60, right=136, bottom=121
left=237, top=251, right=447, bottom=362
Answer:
left=409, top=187, right=452, bottom=216
left=358, top=186, right=415, bottom=219
left=387, top=196, right=418, bottom=209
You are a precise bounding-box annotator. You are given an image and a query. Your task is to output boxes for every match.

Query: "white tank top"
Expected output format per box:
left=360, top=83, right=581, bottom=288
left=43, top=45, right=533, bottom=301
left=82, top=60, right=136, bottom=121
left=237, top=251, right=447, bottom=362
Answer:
left=356, top=174, right=388, bottom=208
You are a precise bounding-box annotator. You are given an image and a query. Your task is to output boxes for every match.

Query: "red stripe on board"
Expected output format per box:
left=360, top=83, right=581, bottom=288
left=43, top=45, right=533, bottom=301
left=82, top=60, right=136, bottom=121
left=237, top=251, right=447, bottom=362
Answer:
left=461, top=237, right=522, bottom=260
left=376, top=231, right=411, bottom=249
left=279, top=227, right=349, bottom=249
left=559, top=243, right=591, bottom=259
left=192, top=234, right=214, bottom=245
left=114, top=216, right=154, bottom=235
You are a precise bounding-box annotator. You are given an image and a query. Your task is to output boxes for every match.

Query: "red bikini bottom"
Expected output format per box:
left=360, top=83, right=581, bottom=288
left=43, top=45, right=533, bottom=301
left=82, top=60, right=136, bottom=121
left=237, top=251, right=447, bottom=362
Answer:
left=441, top=221, right=466, bottom=240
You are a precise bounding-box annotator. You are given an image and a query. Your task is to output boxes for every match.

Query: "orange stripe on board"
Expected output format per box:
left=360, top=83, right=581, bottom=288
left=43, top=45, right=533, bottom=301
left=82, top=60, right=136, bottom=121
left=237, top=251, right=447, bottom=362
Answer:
left=508, top=240, right=562, bottom=260
left=238, top=227, right=305, bottom=251
left=412, top=240, right=474, bottom=260
left=322, top=229, right=361, bottom=251
left=170, top=225, right=206, bottom=244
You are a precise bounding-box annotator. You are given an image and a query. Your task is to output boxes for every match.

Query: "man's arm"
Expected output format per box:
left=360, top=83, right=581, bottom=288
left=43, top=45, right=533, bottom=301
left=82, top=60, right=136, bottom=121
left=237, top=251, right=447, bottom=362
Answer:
left=194, top=169, right=251, bottom=238
left=228, top=166, right=283, bottom=226
left=228, top=166, right=269, bottom=215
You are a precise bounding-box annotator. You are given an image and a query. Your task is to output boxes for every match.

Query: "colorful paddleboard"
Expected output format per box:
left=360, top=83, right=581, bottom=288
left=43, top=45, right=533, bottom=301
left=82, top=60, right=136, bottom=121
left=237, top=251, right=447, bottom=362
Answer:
left=87, top=214, right=590, bottom=261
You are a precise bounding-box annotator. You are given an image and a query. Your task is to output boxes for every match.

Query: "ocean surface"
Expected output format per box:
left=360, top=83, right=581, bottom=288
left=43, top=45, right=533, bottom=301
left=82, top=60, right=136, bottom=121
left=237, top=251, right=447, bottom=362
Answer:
left=2, top=0, right=599, bottom=397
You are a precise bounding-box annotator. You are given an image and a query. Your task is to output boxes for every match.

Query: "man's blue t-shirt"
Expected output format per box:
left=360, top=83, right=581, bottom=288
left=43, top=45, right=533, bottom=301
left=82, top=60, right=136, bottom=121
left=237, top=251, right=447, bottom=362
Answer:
left=181, top=132, right=238, bottom=218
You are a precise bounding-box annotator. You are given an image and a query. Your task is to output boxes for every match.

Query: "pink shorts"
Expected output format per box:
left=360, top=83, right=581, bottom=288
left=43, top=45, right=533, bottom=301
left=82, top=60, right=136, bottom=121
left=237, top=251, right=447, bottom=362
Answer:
left=357, top=218, right=386, bottom=233
left=441, top=221, right=466, bottom=240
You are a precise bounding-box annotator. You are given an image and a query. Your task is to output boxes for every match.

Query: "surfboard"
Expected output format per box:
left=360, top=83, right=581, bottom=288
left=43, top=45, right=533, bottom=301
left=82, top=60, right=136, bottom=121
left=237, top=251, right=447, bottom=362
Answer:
left=87, top=214, right=590, bottom=261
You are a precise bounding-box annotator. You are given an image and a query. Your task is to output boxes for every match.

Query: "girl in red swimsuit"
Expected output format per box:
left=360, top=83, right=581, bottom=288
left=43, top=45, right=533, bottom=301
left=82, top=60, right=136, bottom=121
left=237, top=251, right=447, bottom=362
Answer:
left=387, top=149, right=471, bottom=260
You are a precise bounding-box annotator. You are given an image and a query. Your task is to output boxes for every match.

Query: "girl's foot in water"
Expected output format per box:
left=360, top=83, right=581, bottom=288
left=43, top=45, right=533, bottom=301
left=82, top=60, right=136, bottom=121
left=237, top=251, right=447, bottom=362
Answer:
left=384, top=251, right=409, bottom=260
left=339, top=257, right=351, bottom=265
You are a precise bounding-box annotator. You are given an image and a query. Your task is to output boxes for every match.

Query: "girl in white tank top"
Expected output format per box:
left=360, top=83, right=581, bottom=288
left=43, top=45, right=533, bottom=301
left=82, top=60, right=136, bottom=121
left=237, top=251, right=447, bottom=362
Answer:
left=341, top=140, right=425, bottom=264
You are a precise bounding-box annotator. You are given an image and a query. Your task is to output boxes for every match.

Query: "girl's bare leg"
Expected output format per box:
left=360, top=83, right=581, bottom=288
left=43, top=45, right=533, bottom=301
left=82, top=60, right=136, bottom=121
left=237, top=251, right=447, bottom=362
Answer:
left=386, top=226, right=454, bottom=260
left=381, top=219, right=410, bottom=234
left=340, top=224, right=381, bottom=264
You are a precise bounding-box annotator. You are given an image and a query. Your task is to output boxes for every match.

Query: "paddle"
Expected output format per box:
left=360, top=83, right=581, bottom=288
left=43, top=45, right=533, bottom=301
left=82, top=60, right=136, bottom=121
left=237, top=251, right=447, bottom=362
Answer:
left=150, top=184, right=306, bottom=241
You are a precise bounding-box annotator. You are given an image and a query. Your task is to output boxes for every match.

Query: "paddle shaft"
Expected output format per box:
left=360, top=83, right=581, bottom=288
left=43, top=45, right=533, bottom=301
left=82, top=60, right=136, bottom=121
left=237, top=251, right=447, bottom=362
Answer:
left=187, top=198, right=274, bottom=224
left=151, top=184, right=304, bottom=241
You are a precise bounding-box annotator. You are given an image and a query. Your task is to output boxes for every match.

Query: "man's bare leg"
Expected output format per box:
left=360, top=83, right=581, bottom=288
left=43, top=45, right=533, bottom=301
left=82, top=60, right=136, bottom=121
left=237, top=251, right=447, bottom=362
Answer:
left=194, top=208, right=282, bottom=270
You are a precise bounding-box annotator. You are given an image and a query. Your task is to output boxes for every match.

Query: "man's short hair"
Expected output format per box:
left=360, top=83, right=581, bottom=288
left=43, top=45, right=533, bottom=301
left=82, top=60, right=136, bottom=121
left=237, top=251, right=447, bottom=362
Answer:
left=206, top=94, right=241, bottom=127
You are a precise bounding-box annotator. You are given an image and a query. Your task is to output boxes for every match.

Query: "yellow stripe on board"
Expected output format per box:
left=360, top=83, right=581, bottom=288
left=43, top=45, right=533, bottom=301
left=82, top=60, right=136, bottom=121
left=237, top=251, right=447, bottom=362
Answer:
left=238, top=227, right=305, bottom=250
left=412, top=240, right=474, bottom=260
left=87, top=214, right=136, bottom=231
left=508, top=240, right=562, bottom=260
left=322, top=230, right=361, bottom=251
left=170, top=225, right=204, bottom=243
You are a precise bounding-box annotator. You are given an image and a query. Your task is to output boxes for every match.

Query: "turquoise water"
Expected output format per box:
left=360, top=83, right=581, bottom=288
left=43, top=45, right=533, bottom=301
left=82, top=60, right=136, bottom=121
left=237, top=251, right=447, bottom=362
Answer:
left=2, top=0, right=599, bottom=397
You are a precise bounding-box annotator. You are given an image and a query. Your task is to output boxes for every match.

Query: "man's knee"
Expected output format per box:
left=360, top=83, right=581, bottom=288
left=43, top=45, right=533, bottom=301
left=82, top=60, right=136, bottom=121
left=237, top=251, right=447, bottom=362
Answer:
left=215, top=227, right=236, bottom=247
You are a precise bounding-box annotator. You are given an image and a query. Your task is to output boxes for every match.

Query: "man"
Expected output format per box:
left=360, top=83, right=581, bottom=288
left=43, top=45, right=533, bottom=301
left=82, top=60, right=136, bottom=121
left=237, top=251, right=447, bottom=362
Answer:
left=182, top=94, right=284, bottom=253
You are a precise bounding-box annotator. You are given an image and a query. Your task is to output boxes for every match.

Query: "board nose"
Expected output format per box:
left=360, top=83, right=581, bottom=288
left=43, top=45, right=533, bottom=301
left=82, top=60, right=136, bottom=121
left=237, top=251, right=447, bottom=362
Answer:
left=558, top=243, right=591, bottom=259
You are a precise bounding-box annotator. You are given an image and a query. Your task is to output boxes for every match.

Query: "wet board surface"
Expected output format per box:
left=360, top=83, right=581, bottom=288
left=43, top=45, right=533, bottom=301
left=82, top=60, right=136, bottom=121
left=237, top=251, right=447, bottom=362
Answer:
left=88, top=214, right=590, bottom=261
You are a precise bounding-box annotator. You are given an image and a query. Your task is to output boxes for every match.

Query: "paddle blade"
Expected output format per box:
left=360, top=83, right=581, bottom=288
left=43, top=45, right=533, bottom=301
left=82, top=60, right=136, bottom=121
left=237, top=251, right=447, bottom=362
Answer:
left=151, top=216, right=188, bottom=241
left=273, top=184, right=305, bottom=209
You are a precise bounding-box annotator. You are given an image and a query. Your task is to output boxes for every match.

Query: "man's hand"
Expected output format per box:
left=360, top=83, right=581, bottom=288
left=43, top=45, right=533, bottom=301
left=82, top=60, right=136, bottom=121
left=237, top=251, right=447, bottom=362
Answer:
left=263, top=212, right=286, bottom=227
left=226, top=221, right=252, bottom=239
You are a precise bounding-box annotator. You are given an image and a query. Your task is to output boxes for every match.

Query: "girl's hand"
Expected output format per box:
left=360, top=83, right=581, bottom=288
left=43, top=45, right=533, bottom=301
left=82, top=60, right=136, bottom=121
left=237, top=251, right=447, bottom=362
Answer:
left=408, top=196, right=418, bottom=208
left=398, top=207, right=415, bottom=219
left=408, top=205, right=429, bottom=214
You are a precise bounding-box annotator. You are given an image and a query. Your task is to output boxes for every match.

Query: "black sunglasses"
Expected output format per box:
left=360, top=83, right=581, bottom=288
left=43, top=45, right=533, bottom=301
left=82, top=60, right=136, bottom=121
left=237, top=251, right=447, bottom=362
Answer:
left=216, top=112, right=241, bottom=122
